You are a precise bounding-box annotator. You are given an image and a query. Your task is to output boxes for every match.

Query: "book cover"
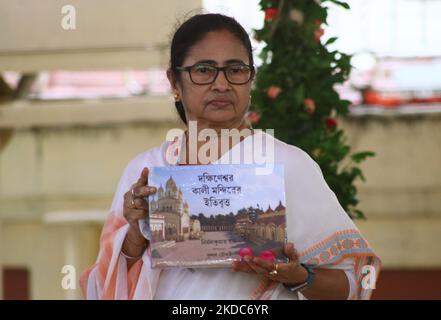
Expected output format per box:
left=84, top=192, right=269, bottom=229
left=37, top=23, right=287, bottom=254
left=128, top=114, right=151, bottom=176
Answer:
left=140, top=163, right=287, bottom=268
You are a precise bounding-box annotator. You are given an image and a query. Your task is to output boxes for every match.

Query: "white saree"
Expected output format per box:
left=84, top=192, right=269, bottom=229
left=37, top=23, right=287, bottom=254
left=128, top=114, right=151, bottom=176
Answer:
left=81, top=130, right=381, bottom=300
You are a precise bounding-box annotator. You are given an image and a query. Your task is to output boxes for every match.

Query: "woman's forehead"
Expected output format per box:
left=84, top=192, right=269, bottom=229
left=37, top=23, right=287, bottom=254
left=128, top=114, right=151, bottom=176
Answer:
left=184, top=30, right=250, bottom=65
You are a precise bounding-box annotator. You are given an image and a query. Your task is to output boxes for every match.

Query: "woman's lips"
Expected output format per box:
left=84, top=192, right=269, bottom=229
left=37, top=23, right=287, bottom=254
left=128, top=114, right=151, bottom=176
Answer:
left=208, top=100, right=232, bottom=107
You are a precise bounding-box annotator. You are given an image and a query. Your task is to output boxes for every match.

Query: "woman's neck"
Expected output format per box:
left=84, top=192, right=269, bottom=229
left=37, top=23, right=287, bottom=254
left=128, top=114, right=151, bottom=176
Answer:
left=181, top=119, right=253, bottom=165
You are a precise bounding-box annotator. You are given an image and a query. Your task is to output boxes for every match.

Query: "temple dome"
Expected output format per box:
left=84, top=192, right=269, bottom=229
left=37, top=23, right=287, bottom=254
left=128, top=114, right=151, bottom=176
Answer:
left=166, top=176, right=177, bottom=191
left=275, top=200, right=285, bottom=212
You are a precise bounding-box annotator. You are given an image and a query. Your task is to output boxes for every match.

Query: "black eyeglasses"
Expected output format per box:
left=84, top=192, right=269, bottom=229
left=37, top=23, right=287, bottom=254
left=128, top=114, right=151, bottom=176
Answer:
left=174, top=63, right=255, bottom=85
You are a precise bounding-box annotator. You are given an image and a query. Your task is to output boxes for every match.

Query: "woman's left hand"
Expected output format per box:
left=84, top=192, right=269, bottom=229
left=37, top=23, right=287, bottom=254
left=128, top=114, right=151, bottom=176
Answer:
left=231, top=242, right=308, bottom=285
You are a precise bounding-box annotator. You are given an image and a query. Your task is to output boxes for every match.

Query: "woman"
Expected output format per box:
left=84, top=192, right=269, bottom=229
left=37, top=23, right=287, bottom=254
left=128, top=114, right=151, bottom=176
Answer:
left=80, top=13, right=381, bottom=300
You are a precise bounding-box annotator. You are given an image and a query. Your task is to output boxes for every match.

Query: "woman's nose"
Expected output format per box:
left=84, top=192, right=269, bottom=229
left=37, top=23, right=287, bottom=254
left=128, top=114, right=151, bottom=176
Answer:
left=211, top=70, right=230, bottom=91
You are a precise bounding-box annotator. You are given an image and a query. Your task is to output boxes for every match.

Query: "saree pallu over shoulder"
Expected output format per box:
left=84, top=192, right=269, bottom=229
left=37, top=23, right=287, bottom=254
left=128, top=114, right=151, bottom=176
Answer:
left=299, top=229, right=381, bottom=300
left=80, top=143, right=166, bottom=299
left=80, top=211, right=162, bottom=299
left=248, top=229, right=381, bottom=300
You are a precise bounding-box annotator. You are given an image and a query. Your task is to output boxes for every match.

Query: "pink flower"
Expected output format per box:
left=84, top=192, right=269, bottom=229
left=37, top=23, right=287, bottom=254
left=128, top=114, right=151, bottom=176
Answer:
left=314, top=27, right=325, bottom=42
left=247, top=111, right=261, bottom=125
left=267, top=86, right=282, bottom=99
left=239, top=247, right=254, bottom=258
left=304, top=98, right=316, bottom=114
left=265, top=8, right=278, bottom=21
left=258, top=250, right=276, bottom=262
left=314, top=19, right=322, bottom=27
left=326, top=117, right=337, bottom=130
left=314, top=20, right=325, bottom=42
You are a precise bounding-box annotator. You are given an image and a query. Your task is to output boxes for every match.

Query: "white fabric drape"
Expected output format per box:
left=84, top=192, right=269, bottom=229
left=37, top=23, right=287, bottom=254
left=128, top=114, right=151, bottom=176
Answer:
left=81, top=130, right=380, bottom=300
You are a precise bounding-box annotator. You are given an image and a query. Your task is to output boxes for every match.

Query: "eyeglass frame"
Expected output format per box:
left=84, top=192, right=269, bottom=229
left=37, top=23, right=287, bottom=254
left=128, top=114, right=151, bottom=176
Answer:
left=173, top=63, right=255, bottom=85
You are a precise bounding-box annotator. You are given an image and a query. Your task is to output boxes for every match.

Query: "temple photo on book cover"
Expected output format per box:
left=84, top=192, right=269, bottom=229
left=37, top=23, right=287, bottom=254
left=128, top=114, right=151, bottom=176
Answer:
left=144, top=164, right=287, bottom=268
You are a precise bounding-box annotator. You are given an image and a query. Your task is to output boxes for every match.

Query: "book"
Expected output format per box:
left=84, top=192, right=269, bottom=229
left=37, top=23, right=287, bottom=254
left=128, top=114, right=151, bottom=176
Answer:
left=140, top=163, right=287, bottom=268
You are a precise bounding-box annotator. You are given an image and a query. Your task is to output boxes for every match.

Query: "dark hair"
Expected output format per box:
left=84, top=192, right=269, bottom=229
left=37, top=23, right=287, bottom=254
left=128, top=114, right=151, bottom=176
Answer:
left=170, top=13, right=254, bottom=124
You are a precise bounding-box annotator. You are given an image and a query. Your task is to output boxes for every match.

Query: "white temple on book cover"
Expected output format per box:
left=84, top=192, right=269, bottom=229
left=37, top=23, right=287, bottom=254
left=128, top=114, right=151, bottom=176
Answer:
left=150, top=176, right=200, bottom=241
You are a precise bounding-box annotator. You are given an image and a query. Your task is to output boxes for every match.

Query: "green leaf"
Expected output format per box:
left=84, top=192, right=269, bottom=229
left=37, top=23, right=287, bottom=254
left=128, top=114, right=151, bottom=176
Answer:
left=351, top=151, right=376, bottom=163
left=325, top=37, right=338, bottom=46
left=293, top=85, right=305, bottom=105
left=327, top=0, right=350, bottom=10
left=351, top=167, right=365, bottom=182
left=353, top=209, right=366, bottom=220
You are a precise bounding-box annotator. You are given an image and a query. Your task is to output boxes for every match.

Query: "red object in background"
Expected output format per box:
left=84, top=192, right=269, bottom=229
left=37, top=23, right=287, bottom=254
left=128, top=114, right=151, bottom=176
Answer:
left=3, top=268, right=30, bottom=300
left=357, top=56, right=441, bottom=108
left=313, top=19, right=324, bottom=42
left=325, top=117, right=337, bottom=130
left=304, top=98, right=316, bottom=114
left=247, top=111, right=261, bottom=125
left=314, top=19, right=322, bottom=27
left=267, top=85, right=282, bottom=99
left=314, top=27, right=325, bottom=42
left=265, top=8, right=278, bottom=21
left=372, top=269, right=441, bottom=300
left=363, top=89, right=402, bottom=107
left=409, top=96, right=441, bottom=104
left=239, top=247, right=254, bottom=258
left=259, top=250, right=276, bottom=262
left=363, top=89, right=441, bottom=107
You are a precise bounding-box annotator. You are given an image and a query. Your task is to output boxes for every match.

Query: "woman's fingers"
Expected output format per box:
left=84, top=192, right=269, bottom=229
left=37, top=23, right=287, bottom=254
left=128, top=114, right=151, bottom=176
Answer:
left=122, top=168, right=156, bottom=226
left=130, top=167, right=151, bottom=192
left=124, top=194, right=148, bottom=210
left=243, top=256, right=270, bottom=274
left=267, top=262, right=296, bottom=283
left=251, top=256, right=275, bottom=270
left=127, top=168, right=152, bottom=193
left=124, top=191, right=149, bottom=210
left=133, top=185, right=157, bottom=198
left=232, top=243, right=304, bottom=283
left=125, top=208, right=148, bottom=221
left=128, top=167, right=156, bottom=204
left=137, top=167, right=149, bottom=185
left=130, top=186, right=156, bottom=210
left=133, top=197, right=149, bottom=210
left=283, top=242, right=298, bottom=262
left=231, top=260, right=254, bottom=273
left=234, top=257, right=300, bottom=283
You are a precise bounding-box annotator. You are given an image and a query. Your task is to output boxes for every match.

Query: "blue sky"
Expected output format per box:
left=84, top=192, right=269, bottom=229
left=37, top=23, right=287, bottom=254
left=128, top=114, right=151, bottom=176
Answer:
left=149, top=164, right=286, bottom=217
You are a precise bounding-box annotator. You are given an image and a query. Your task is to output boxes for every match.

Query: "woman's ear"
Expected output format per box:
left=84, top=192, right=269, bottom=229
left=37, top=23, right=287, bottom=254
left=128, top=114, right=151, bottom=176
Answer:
left=167, top=69, right=182, bottom=102
left=167, top=69, right=178, bottom=93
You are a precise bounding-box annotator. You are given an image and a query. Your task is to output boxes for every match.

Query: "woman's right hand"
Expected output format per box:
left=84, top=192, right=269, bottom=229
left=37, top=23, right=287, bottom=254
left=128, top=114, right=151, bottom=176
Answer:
left=122, top=167, right=157, bottom=265
left=123, top=167, right=157, bottom=228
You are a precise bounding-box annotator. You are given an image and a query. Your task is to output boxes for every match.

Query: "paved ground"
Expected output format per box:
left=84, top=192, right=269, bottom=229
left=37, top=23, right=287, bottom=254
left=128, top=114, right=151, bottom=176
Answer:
left=152, top=231, right=246, bottom=263
left=151, top=231, right=284, bottom=266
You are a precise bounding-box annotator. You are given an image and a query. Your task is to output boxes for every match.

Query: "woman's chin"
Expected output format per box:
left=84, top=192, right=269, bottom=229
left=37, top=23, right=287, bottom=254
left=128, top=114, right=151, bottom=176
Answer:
left=204, top=109, right=239, bottom=123
left=206, top=114, right=240, bottom=125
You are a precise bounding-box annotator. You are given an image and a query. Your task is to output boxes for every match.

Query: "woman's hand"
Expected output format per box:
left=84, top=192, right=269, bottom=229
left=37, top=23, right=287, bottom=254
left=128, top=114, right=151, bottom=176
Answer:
left=231, top=243, right=308, bottom=285
left=122, top=167, right=157, bottom=268
left=123, top=167, right=157, bottom=228
left=232, top=242, right=351, bottom=299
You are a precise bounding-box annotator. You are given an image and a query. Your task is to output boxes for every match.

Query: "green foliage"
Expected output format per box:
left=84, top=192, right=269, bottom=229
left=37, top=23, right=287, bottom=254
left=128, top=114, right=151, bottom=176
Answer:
left=251, top=0, right=375, bottom=219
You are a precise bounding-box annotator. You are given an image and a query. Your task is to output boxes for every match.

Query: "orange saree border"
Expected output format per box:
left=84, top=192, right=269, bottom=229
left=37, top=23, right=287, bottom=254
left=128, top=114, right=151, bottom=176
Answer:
left=249, top=229, right=382, bottom=300
left=80, top=211, right=144, bottom=299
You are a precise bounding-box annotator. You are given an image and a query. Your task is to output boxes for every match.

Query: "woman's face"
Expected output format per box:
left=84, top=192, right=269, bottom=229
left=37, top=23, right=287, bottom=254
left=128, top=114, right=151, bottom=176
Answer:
left=169, top=30, right=253, bottom=128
